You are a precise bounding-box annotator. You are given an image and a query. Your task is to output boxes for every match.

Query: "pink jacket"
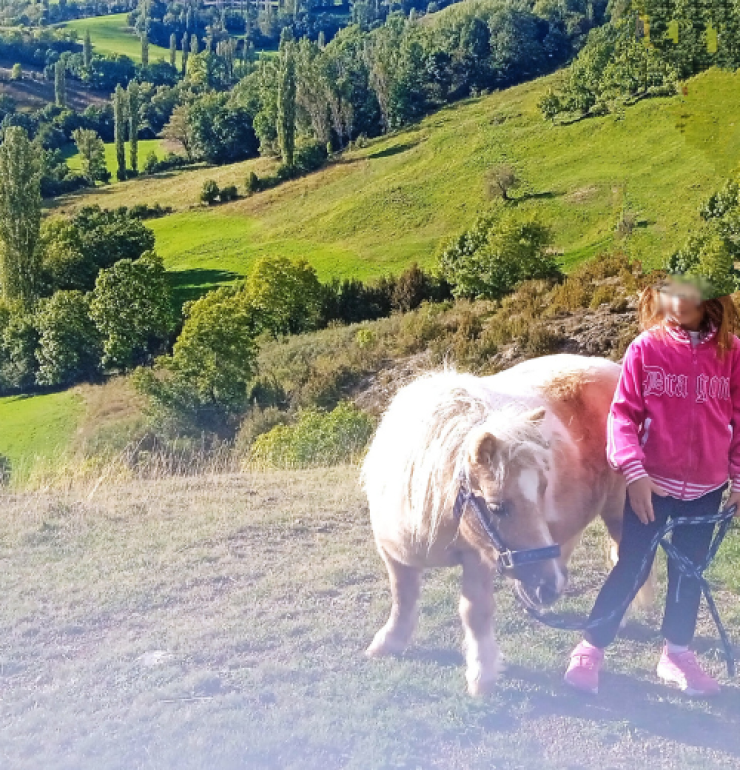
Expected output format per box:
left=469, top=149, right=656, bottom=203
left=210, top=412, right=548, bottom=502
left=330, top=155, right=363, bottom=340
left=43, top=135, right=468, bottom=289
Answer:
left=607, top=324, right=740, bottom=497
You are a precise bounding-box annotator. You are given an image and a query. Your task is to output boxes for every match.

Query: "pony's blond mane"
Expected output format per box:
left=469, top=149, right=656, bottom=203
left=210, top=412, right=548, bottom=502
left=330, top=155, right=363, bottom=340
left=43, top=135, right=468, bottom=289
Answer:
left=362, top=371, right=549, bottom=545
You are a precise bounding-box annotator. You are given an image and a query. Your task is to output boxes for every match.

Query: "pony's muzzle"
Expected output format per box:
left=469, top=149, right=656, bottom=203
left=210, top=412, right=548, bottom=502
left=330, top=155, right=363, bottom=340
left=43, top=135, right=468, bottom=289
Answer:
left=516, top=563, right=567, bottom=608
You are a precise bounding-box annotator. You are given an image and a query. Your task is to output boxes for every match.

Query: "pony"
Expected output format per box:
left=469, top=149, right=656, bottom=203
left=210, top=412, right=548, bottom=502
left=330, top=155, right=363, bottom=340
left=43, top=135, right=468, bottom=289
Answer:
left=362, top=353, right=631, bottom=695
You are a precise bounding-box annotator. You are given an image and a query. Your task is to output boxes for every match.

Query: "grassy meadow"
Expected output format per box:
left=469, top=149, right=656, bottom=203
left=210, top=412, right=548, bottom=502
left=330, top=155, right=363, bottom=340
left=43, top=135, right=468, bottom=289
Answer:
left=63, top=13, right=178, bottom=64
left=63, top=138, right=169, bottom=181
left=1, top=466, right=740, bottom=769
left=59, top=68, right=740, bottom=295
left=0, top=390, right=83, bottom=472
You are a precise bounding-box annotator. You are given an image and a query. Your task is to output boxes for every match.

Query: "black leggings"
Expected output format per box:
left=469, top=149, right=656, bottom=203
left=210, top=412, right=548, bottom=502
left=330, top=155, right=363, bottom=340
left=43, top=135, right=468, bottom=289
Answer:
left=585, top=486, right=725, bottom=649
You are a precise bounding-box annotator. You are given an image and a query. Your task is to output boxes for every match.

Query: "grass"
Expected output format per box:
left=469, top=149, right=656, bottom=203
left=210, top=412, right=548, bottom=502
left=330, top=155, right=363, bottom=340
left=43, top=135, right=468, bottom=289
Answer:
left=0, top=390, right=84, bottom=481
left=63, top=138, right=169, bottom=182
left=63, top=13, right=178, bottom=64
left=1, top=466, right=740, bottom=768
left=59, top=67, right=740, bottom=295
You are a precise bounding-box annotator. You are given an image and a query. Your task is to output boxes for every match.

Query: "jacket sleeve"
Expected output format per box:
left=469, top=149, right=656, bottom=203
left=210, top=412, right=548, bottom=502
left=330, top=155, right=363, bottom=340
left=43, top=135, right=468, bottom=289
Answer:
left=728, top=343, right=740, bottom=492
left=607, top=340, right=649, bottom=484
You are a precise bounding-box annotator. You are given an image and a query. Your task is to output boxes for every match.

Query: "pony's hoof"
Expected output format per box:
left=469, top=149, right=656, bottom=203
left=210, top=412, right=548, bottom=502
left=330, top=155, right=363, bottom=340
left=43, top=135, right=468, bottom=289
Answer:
left=365, top=633, right=406, bottom=658
left=467, top=676, right=497, bottom=697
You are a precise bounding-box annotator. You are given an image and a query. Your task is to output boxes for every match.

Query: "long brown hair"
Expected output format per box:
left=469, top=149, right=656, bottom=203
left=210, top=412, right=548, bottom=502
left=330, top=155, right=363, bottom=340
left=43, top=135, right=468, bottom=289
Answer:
left=638, top=286, right=739, bottom=359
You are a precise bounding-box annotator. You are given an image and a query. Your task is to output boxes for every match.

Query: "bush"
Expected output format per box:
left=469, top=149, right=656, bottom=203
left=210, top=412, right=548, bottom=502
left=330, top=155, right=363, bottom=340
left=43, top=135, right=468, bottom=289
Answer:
left=142, top=151, right=189, bottom=176
left=10, top=63, right=22, bottom=80
left=128, top=203, right=173, bottom=220
left=245, top=171, right=260, bottom=195
left=143, top=151, right=159, bottom=175
left=250, top=403, right=375, bottom=468
left=200, top=179, right=220, bottom=205
left=219, top=185, right=238, bottom=203
left=439, top=209, right=561, bottom=300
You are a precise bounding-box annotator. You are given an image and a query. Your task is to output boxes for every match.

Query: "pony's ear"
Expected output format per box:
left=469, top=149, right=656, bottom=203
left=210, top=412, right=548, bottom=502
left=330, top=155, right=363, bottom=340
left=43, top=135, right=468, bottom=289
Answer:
left=470, top=428, right=497, bottom=467
left=525, top=407, right=546, bottom=424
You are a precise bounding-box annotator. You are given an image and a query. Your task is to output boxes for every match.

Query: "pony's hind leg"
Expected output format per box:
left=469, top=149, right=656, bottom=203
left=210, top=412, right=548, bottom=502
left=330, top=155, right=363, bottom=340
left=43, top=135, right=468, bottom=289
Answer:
left=600, top=483, right=656, bottom=612
left=460, top=552, right=501, bottom=697
left=366, top=546, right=421, bottom=658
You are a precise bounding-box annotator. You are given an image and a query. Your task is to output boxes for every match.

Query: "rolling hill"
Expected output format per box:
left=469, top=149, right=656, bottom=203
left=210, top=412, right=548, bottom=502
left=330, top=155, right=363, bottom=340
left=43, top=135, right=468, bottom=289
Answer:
left=59, top=67, right=740, bottom=300
left=9, top=65, right=740, bottom=479
left=63, top=13, right=178, bottom=64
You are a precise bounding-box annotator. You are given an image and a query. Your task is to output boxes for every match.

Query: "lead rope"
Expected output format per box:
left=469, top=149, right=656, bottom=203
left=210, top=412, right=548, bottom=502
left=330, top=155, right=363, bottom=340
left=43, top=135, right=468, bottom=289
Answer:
left=525, top=506, right=738, bottom=676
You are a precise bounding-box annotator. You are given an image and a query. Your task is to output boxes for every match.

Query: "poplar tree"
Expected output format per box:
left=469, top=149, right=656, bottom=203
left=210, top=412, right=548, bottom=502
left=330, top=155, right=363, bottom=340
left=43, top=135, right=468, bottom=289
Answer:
left=0, top=127, right=42, bottom=307
left=83, top=29, right=93, bottom=68
left=113, top=84, right=127, bottom=181
left=141, top=33, right=149, bottom=67
left=181, top=32, right=189, bottom=75
left=277, top=28, right=297, bottom=167
left=54, top=59, right=66, bottom=106
left=169, top=32, right=177, bottom=69
left=190, top=34, right=199, bottom=55
left=128, top=81, right=140, bottom=174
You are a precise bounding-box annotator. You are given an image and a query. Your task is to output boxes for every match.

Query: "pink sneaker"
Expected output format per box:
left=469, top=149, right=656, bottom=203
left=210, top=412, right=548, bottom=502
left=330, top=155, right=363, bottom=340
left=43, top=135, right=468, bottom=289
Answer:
left=564, top=641, right=604, bottom=694
left=657, top=646, right=721, bottom=697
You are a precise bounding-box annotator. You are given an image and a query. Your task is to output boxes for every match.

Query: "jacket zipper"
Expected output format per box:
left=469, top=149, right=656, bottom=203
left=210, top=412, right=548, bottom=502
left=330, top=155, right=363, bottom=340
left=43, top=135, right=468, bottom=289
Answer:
left=683, top=343, right=698, bottom=497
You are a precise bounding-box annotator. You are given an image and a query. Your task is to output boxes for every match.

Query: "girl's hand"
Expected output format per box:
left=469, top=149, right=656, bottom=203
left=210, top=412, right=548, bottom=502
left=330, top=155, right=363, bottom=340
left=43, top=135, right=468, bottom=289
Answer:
left=627, top=476, right=668, bottom=524
left=726, top=489, right=740, bottom=517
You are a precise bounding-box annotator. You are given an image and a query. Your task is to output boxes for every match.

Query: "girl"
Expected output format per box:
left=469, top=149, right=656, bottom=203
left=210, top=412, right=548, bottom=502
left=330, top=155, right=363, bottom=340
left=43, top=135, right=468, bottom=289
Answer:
left=564, top=277, right=740, bottom=697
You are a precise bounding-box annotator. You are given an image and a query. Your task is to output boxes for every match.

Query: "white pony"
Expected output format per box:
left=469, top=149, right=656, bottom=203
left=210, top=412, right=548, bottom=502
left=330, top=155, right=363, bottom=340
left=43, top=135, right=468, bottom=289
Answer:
left=362, top=354, right=629, bottom=695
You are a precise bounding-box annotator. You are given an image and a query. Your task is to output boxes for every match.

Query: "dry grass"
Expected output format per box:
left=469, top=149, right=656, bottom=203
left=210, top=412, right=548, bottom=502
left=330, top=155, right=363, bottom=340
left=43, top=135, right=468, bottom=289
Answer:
left=2, top=467, right=740, bottom=769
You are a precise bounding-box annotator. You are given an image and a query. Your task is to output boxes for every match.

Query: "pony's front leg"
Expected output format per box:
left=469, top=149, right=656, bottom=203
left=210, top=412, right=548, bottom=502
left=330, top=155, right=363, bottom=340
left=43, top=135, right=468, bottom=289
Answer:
left=366, top=547, right=421, bottom=658
left=460, top=551, right=502, bottom=696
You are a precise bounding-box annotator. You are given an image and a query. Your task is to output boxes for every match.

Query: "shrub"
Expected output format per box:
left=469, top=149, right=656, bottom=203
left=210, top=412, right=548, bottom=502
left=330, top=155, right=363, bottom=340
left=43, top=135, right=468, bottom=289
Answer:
left=219, top=184, right=238, bottom=203
left=128, top=203, right=173, bottom=220
left=520, top=324, right=564, bottom=357
left=234, top=406, right=291, bottom=454
left=143, top=151, right=159, bottom=175
left=245, top=171, right=260, bottom=195
left=142, top=151, right=189, bottom=176
left=250, top=403, right=375, bottom=468
left=200, top=179, right=220, bottom=205
left=589, top=284, right=619, bottom=309
left=10, top=63, right=21, bottom=81
left=439, top=209, right=561, bottom=300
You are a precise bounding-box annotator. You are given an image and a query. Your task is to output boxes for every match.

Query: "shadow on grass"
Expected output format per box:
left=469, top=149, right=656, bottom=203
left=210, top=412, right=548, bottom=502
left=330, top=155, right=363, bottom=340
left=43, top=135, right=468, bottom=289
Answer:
left=367, top=142, right=419, bottom=160
left=168, top=268, right=242, bottom=308
left=403, top=647, right=465, bottom=668
left=500, top=663, right=740, bottom=757
left=512, top=190, right=561, bottom=204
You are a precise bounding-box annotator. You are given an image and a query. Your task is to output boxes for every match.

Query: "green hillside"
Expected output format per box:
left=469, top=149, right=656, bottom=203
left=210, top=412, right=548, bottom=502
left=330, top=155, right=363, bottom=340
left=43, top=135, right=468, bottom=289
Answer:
left=63, top=138, right=168, bottom=181
left=63, top=13, right=177, bottom=64
left=0, top=391, right=84, bottom=481
left=65, top=68, right=740, bottom=296
left=12, top=65, right=740, bottom=478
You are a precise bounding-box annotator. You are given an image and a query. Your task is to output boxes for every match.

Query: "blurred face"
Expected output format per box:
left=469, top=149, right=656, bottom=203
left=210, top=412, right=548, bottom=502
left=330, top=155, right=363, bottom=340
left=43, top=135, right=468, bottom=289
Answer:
left=659, top=283, right=705, bottom=331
